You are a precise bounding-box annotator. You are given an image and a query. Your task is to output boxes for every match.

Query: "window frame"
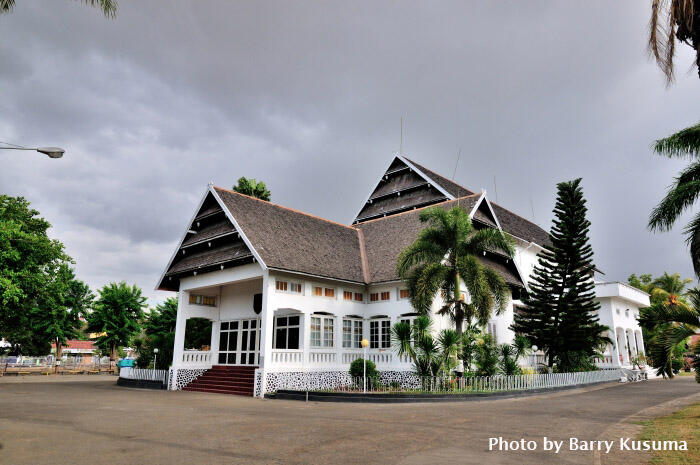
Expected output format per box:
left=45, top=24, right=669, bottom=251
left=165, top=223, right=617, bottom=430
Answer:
left=369, top=318, right=391, bottom=349
left=273, top=315, right=301, bottom=350
left=310, top=314, right=335, bottom=348
left=189, top=294, right=216, bottom=307
left=398, top=289, right=410, bottom=300
left=342, top=318, right=364, bottom=349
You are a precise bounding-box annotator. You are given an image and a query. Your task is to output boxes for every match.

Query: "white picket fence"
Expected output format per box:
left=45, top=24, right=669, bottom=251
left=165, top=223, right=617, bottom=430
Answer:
left=325, top=369, right=623, bottom=394
left=119, top=367, right=170, bottom=384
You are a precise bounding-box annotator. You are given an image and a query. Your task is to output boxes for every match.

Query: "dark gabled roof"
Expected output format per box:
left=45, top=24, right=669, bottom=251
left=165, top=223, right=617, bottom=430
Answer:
left=403, top=157, right=474, bottom=198
left=489, top=203, right=550, bottom=246
left=167, top=243, right=253, bottom=275
left=353, top=195, right=522, bottom=285
left=214, top=187, right=366, bottom=283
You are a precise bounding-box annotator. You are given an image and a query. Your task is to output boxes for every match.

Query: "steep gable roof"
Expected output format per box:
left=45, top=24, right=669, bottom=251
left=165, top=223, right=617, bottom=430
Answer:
left=355, top=195, right=523, bottom=286
left=213, top=187, right=366, bottom=283
left=402, top=156, right=474, bottom=198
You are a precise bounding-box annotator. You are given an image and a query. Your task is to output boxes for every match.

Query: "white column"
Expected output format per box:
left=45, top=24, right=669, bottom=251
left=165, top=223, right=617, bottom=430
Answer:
left=610, top=331, right=621, bottom=367
left=258, top=271, right=273, bottom=396
left=172, top=291, right=189, bottom=369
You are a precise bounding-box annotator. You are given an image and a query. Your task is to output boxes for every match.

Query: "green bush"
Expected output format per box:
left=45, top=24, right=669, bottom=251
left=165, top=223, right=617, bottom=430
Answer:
left=349, top=358, right=378, bottom=380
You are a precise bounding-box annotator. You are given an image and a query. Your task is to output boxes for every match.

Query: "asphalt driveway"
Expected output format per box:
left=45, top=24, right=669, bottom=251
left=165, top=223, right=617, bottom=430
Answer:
left=0, top=375, right=698, bottom=464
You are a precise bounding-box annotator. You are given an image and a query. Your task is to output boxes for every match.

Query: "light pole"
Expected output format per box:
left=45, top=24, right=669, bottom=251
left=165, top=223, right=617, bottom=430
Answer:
left=0, top=142, right=64, bottom=158
left=361, top=339, right=369, bottom=393
left=153, top=348, right=159, bottom=380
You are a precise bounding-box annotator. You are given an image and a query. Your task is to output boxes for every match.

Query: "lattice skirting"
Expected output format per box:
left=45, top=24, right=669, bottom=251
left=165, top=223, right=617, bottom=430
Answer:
left=262, top=370, right=418, bottom=395
left=169, top=368, right=206, bottom=390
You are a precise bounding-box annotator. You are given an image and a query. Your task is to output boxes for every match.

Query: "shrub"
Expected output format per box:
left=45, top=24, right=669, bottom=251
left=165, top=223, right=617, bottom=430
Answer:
left=349, top=358, right=378, bottom=380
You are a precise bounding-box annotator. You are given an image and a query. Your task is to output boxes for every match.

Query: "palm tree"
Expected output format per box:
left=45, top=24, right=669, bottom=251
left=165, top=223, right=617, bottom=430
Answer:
left=392, top=316, right=460, bottom=377
left=649, top=0, right=700, bottom=82
left=649, top=123, right=700, bottom=278
left=0, top=0, right=117, bottom=17
left=638, top=288, right=700, bottom=380
left=232, top=177, right=271, bottom=201
left=396, top=205, right=515, bottom=344
left=650, top=272, right=693, bottom=306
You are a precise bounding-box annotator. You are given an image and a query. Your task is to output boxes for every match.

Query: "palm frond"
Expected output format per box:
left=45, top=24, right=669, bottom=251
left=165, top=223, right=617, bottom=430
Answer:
left=649, top=175, right=700, bottom=232
left=684, top=212, right=700, bottom=278
left=463, top=227, right=515, bottom=258
left=653, top=122, right=700, bottom=158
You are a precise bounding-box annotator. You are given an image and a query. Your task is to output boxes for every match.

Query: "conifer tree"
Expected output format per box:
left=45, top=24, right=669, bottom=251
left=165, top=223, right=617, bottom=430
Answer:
left=511, top=178, right=608, bottom=371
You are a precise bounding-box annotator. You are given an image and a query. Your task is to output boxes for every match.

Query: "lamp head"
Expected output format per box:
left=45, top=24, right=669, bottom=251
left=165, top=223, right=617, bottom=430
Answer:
left=36, top=147, right=64, bottom=158
left=361, top=339, right=369, bottom=348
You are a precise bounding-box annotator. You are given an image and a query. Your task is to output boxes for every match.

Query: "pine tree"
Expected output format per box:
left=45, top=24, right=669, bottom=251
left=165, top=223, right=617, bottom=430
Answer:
left=511, top=178, right=608, bottom=371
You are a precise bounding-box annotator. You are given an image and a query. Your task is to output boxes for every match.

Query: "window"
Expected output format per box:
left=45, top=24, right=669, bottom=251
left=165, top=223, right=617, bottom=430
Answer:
left=276, top=280, right=302, bottom=294
left=311, top=315, right=334, bottom=348
left=370, top=293, right=379, bottom=302
left=344, top=291, right=353, bottom=301
left=313, top=286, right=334, bottom=298
left=343, top=319, right=363, bottom=348
left=616, top=308, right=621, bottom=315
left=399, top=289, right=410, bottom=300
left=189, top=294, right=215, bottom=306
left=625, top=309, right=629, bottom=317
left=354, top=292, right=364, bottom=302
left=274, top=316, right=300, bottom=350
left=290, top=282, right=302, bottom=294
left=381, top=291, right=391, bottom=301
left=370, top=319, right=391, bottom=349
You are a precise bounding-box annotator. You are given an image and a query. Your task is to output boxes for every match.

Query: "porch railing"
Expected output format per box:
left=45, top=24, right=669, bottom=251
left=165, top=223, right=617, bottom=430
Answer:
left=269, top=349, right=411, bottom=370
left=181, top=350, right=212, bottom=368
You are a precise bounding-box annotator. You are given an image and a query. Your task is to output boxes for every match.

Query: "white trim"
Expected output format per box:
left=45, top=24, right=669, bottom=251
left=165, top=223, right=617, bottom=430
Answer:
left=268, top=267, right=365, bottom=285
left=397, top=153, right=455, bottom=200
left=154, top=186, right=212, bottom=291
left=210, top=186, right=268, bottom=271
left=479, top=195, right=504, bottom=232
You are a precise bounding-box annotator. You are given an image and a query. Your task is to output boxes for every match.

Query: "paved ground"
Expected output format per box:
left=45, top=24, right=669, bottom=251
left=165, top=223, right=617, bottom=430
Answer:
left=0, top=376, right=698, bottom=465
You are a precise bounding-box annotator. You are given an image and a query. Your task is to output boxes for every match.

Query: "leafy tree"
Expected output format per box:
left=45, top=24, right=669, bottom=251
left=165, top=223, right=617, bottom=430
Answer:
left=0, top=0, right=117, bottom=17
left=396, top=205, right=514, bottom=355
left=0, top=196, right=73, bottom=355
left=648, top=123, right=700, bottom=278
left=392, top=316, right=460, bottom=377
left=648, top=0, right=700, bottom=82
left=473, top=334, right=499, bottom=376
left=30, top=265, right=93, bottom=370
left=86, top=282, right=146, bottom=361
left=639, top=288, right=700, bottom=380
left=232, top=176, right=271, bottom=201
left=511, top=179, right=609, bottom=372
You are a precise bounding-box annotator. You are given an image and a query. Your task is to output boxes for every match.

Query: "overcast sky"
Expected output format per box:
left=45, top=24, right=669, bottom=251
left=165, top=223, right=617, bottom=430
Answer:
left=1, top=1, right=698, bottom=303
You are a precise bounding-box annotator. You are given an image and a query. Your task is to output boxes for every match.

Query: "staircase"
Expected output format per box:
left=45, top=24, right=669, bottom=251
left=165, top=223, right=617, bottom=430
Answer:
left=182, top=365, right=256, bottom=396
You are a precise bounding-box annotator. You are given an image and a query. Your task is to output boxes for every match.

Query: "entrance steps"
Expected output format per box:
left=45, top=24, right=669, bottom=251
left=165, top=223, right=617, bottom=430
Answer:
left=182, top=365, right=256, bottom=396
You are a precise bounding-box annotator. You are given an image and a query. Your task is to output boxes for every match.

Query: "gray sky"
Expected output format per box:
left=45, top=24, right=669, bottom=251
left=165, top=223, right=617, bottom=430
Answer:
left=1, top=1, right=698, bottom=303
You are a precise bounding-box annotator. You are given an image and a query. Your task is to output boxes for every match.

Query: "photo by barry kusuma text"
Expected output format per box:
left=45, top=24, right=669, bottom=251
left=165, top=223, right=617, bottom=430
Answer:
left=488, top=437, right=688, bottom=455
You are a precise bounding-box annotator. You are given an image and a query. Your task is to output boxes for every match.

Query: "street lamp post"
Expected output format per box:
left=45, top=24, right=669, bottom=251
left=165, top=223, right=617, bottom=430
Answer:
left=361, top=339, right=369, bottom=393
left=0, top=142, right=65, bottom=158
left=153, top=348, right=159, bottom=380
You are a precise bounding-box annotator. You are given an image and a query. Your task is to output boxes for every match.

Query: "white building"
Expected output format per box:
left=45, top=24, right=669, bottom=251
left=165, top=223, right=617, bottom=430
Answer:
left=158, top=155, right=647, bottom=396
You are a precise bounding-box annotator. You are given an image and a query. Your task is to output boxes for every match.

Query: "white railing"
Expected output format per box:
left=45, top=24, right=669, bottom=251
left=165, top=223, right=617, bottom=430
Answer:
left=367, top=352, right=393, bottom=365
left=119, top=367, right=169, bottom=384
left=271, top=350, right=303, bottom=365
left=309, top=351, right=336, bottom=365
left=314, top=370, right=624, bottom=394
left=181, top=350, right=212, bottom=368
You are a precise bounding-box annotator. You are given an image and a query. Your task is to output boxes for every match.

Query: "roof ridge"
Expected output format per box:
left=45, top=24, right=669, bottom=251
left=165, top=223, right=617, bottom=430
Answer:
left=356, top=228, right=371, bottom=284
left=356, top=193, right=480, bottom=225
left=488, top=199, right=548, bottom=233
left=214, top=186, right=358, bottom=231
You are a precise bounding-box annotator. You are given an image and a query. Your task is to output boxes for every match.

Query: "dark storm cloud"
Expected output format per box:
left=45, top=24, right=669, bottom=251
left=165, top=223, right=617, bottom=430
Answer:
left=1, top=0, right=698, bottom=301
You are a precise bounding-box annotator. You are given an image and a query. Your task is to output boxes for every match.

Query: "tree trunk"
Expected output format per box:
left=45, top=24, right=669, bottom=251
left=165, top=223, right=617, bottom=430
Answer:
left=110, top=344, right=116, bottom=362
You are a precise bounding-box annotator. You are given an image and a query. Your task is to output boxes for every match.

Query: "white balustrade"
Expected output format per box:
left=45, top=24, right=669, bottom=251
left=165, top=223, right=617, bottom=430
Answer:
left=271, top=350, right=303, bottom=365
left=181, top=350, right=212, bottom=368
left=309, top=351, right=336, bottom=365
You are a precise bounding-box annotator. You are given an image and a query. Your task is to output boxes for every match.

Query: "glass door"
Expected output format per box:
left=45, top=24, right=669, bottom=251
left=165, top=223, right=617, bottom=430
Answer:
left=218, top=319, right=260, bottom=366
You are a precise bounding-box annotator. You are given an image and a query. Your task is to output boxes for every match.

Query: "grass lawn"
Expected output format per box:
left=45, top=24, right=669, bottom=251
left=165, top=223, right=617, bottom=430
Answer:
left=638, top=402, right=700, bottom=464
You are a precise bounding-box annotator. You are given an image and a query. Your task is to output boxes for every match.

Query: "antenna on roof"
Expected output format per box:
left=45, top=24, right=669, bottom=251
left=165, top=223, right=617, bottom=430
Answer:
left=530, top=195, right=536, bottom=221
left=453, top=147, right=462, bottom=207
left=400, top=117, right=403, bottom=154
left=493, top=176, right=498, bottom=203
